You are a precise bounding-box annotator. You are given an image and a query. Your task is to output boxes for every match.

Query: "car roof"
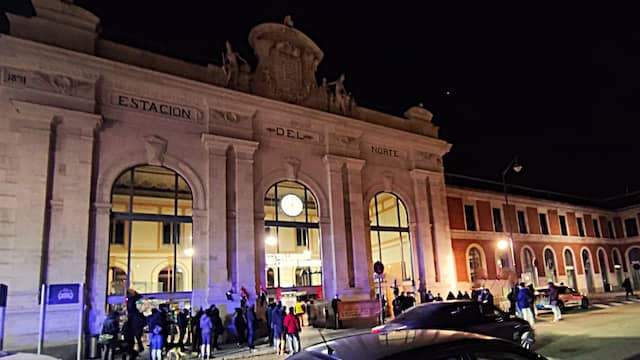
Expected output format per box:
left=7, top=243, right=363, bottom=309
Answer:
left=296, top=330, right=516, bottom=360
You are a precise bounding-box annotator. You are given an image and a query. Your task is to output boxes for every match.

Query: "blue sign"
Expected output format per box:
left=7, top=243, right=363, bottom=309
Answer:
left=48, top=284, right=80, bottom=305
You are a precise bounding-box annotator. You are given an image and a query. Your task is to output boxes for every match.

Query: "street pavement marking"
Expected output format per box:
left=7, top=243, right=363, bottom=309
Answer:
left=609, top=302, right=624, bottom=306
left=593, top=304, right=610, bottom=308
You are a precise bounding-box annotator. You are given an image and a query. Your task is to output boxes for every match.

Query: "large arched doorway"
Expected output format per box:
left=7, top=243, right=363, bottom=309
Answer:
left=264, top=181, right=322, bottom=300
left=564, top=249, right=577, bottom=290
left=582, top=249, right=595, bottom=293
left=108, top=165, right=193, bottom=304
left=522, top=247, right=537, bottom=286
left=612, top=248, right=624, bottom=288
left=544, top=248, right=557, bottom=283
left=369, top=192, right=413, bottom=295
left=629, top=247, right=640, bottom=290
left=597, top=249, right=609, bottom=291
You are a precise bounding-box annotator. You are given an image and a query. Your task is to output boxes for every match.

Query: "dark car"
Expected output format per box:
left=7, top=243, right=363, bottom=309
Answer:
left=535, top=286, right=589, bottom=313
left=371, top=300, right=535, bottom=350
left=287, top=329, right=547, bottom=360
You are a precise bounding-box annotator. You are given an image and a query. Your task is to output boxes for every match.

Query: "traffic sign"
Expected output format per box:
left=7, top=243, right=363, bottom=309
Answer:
left=47, top=284, right=80, bottom=305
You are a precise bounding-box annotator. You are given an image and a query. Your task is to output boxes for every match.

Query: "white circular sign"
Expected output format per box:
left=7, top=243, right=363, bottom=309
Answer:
left=281, top=194, right=304, bottom=217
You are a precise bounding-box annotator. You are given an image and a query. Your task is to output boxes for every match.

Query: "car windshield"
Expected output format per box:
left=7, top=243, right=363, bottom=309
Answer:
left=388, top=303, right=469, bottom=328
left=389, top=305, right=438, bottom=325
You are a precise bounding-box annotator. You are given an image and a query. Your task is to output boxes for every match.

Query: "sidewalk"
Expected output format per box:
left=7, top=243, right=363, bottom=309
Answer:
left=586, top=290, right=639, bottom=303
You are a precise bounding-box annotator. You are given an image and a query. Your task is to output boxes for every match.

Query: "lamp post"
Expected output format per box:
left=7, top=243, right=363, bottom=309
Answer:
left=501, top=156, right=522, bottom=274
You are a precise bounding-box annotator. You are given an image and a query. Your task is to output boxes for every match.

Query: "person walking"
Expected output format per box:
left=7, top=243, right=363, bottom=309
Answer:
left=266, top=302, right=275, bottom=347
left=507, top=285, right=518, bottom=316
left=446, top=291, right=456, bottom=300
left=177, top=309, right=188, bottom=351
left=191, top=308, right=203, bottom=355
left=271, top=302, right=285, bottom=354
left=199, top=309, right=213, bottom=359
left=331, top=295, right=342, bottom=329
left=622, top=276, right=634, bottom=299
left=100, top=311, right=120, bottom=360
left=284, top=307, right=301, bottom=354
left=517, top=283, right=535, bottom=325
left=548, top=282, right=562, bottom=322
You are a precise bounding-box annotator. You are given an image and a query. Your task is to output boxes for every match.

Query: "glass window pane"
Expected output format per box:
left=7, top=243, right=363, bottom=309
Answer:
left=178, top=199, right=192, bottom=216
left=111, top=194, right=129, bottom=212
left=132, top=166, right=177, bottom=215
left=368, top=198, right=378, bottom=227
left=264, top=186, right=276, bottom=221
left=378, top=230, right=402, bottom=282
left=130, top=221, right=169, bottom=294
left=398, top=199, right=408, bottom=228
left=370, top=231, right=381, bottom=263
left=177, top=222, right=193, bottom=292
left=376, top=193, right=400, bottom=227
left=401, top=232, right=412, bottom=280
left=306, top=192, right=319, bottom=223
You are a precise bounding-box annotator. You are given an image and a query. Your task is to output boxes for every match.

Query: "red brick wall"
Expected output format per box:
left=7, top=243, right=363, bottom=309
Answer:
left=503, top=204, right=517, bottom=235
left=567, top=212, right=579, bottom=236
left=526, top=207, right=541, bottom=234
left=613, top=217, right=624, bottom=238
left=584, top=214, right=595, bottom=237
left=600, top=216, right=610, bottom=238
left=476, top=200, right=493, bottom=231
left=548, top=209, right=561, bottom=235
left=452, top=239, right=497, bottom=282
left=447, top=197, right=465, bottom=230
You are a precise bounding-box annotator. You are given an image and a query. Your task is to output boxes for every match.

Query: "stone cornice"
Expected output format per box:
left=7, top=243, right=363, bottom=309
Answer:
left=11, top=99, right=102, bottom=134
left=0, top=35, right=451, bottom=155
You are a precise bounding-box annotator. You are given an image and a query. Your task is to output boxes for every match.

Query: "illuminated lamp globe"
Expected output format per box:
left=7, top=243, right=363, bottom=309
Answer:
left=281, top=193, right=304, bottom=217
left=266, top=235, right=278, bottom=246
left=497, top=240, right=509, bottom=250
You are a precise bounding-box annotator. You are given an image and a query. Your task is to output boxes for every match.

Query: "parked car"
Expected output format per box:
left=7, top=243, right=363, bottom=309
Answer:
left=287, top=329, right=547, bottom=360
left=535, top=285, right=589, bottom=313
left=371, top=300, right=535, bottom=350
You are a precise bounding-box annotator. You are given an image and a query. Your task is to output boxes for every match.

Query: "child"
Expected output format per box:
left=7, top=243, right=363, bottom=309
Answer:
left=150, top=325, right=163, bottom=360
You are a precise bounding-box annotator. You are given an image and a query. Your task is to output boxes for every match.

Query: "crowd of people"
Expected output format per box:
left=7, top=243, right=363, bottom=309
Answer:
left=266, top=302, right=303, bottom=356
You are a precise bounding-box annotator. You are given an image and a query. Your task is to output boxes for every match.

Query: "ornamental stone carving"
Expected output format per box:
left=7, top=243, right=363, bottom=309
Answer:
left=284, top=157, right=301, bottom=180
left=143, top=135, right=168, bottom=166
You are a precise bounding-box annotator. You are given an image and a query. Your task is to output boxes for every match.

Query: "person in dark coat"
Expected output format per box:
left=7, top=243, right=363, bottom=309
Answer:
left=527, top=284, right=536, bottom=319
left=331, top=295, right=342, bottom=329
left=517, top=283, right=534, bottom=324
left=434, top=293, right=443, bottom=301
left=100, top=311, right=120, bottom=360
left=456, top=291, right=464, bottom=300
left=266, top=302, right=275, bottom=346
left=425, top=290, right=435, bottom=302
left=271, top=303, right=285, bottom=354
left=177, top=309, right=189, bottom=350
left=392, top=295, right=403, bottom=317
left=246, top=304, right=256, bottom=350
left=211, top=307, right=224, bottom=351
left=191, top=309, right=203, bottom=354
left=622, top=277, right=634, bottom=299
left=446, top=291, right=456, bottom=300
left=126, top=290, right=146, bottom=353
left=462, top=291, right=471, bottom=300
left=232, top=307, right=246, bottom=345
left=548, top=282, right=561, bottom=322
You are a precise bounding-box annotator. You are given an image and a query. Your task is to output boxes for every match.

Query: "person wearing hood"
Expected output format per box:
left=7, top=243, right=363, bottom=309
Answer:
left=199, top=309, right=213, bottom=359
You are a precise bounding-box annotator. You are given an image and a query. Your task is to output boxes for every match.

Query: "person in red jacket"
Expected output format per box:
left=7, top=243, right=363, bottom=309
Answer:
left=283, top=307, right=301, bottom=354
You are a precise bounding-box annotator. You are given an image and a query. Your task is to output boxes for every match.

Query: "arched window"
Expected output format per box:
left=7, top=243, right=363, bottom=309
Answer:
left=597, top=249, right=609, bottom=290
left=523, top=248, right=537, bottom=285
left=109, top=267, right=127, bottom=295
left=564, top=249, right=577, bottom=289
left=264, top=181, right=321, bottom=290
left=612, top=248, right=624, bottom=286
left=295, top=267, right=312, bottom=287
left=544, top=248, right=557, bottom=283
left=109, top=165, right=193, bottom=299
left=582, top=249, right=594, bottom=292
left=266, top=268, right=275, bottom=288
left=468, top=246, right=483, bottom=283
left=369, top=192, right=413, bottom=281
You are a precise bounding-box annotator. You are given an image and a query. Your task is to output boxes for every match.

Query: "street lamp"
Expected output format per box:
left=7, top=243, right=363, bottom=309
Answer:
left=501, top=156, right=522, bottom=272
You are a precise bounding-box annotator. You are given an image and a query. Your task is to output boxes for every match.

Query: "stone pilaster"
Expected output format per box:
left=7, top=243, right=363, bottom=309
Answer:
left=428, top=172, right=457, bottom=289
left=88, top=201, right=111, bottom=335
left=322, top=155, right=351, bottom=298
left=233, top=141, right=259, bottom=296
left=409, top=169, right=436, bottom=292
left=201, top=134, right=230, bottom=302
left=190, top=209, right=209, bottom=310
left=344, top=158, right=370, bottom=297
left=46, top=110, right=102, bottom=284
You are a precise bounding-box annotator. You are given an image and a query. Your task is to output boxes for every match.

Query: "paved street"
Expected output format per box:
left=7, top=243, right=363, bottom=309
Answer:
left=238, top=301, right=640, bottom=360
left=535, top=301, right=640, bottom=360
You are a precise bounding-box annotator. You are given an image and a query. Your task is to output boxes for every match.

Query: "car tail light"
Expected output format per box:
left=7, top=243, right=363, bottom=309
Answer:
left=372, top=326, right=384, bottom=334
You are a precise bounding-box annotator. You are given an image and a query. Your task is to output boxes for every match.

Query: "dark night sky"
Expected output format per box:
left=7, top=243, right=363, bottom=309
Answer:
left=4, top=1, right=640, bottom=198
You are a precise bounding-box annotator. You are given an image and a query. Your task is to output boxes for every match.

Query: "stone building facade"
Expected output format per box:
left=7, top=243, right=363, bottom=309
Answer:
left=1, top=0, right=640, bottom=351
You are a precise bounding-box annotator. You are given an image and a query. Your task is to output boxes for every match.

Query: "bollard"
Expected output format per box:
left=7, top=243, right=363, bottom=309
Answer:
left=86, top=334, right=100, bottom=359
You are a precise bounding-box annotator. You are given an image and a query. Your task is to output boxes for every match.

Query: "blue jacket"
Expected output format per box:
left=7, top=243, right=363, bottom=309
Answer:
left=517, top=287, right=532, bottom=309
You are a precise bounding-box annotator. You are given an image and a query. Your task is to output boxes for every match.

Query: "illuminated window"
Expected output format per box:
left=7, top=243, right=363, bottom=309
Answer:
left=468, top=247, right=483, bottom=283
left=264, top=181, right=321, bottom=289
left=109, top=165, right=193, bottom=297
left=370, top=192, right=413, bottom=282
